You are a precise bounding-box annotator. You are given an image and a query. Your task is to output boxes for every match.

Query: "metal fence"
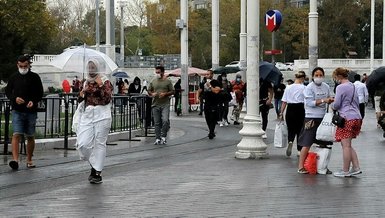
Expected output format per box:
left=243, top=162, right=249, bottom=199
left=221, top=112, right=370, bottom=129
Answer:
left=0, top=94, right=153, bottom=154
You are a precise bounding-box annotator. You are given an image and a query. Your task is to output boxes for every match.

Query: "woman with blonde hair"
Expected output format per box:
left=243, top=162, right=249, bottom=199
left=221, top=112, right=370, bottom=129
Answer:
left=331, top=67, right=362, bottom=177
left=76, top=59, right=113, bottom=184
left=279, top=71, right=306, bottom=157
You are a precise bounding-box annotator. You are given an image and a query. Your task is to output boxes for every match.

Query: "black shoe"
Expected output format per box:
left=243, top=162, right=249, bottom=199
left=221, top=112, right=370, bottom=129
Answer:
left=383, top=132, right=385, bottom=138
left=234, top=121, right=240, bottom=125
left=88, top=168, right=97, bottom=182
left=90, top=171, right=103, bottom=184
left=208, top=133, right=214, bottom=139
left=198, top=112, right=202, bottom=115
left=9, top=160, right=19, bottom=170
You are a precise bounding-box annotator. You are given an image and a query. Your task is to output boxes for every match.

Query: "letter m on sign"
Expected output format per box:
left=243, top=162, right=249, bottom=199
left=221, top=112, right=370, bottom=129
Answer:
left=265, top=10, right=282, bottom=32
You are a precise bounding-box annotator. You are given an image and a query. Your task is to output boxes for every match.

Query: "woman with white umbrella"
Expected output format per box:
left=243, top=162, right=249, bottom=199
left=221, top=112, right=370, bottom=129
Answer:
left=76, top=58, right=113, bottom=184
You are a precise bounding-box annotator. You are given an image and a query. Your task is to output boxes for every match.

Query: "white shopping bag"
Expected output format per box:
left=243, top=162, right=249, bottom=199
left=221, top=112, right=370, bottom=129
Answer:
left=229, top=92, right=238, bottom=106
left=72, top=101, right=85, bottom=133
left=274, top=122, right=288, bottom=148
left=316, top=112, right=336, bottom=142
left=313, top=146, right=332, bottom=174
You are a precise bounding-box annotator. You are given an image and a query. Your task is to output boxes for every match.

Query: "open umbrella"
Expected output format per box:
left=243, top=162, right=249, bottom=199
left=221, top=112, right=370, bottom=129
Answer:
left=366, top=67, right=385, bottom=95
left=166, top=67, right=208, bottom=77
left=112, top=71, right=129, bottom=78
left=50, top=45, right=118, bottom=76
left=213, top=66, right=242, bottom=74
left=259, top=61, right=283, bottom=87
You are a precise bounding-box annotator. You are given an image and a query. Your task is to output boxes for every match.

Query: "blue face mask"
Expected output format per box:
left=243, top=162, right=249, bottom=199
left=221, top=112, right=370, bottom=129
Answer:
left=236, top=78, right=241, bottom=83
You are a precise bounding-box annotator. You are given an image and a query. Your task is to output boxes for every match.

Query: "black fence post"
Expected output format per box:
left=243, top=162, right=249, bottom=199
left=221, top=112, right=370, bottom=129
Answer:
left=2, top=104, right=11, bottom=155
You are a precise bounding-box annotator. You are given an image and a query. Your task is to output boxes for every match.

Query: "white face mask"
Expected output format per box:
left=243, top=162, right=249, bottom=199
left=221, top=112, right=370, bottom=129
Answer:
left=19, top=68, right=28, bottom=75
left=313, top=77, right=324, bottom=85
left=155, top=73, right=162, bottom=79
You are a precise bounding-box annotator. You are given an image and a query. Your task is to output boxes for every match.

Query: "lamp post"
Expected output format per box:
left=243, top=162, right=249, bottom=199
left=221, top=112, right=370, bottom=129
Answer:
left=212, top=0, right=219, bottom=70
left=239, top=0, right=247, bottom=79
left=118, top=1, right=127, bottom=68
left=95, top=0, right=100, bottom=51
left=105, top=0, right=115, bottom=61
left=235, top=0, right=267, bottom=159
left=308, top=0, right=318, bottom=74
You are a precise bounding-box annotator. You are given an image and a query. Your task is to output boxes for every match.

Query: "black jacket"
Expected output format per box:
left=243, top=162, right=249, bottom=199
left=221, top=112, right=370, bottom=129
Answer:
left=5, top=70, right=44, bottom=112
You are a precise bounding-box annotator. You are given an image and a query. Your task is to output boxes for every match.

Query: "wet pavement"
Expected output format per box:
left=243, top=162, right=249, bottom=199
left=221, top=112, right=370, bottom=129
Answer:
left=1, top=108, right=385, bottom=217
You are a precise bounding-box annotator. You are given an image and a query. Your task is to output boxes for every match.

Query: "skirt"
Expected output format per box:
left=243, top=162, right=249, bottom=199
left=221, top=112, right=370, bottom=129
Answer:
left=298, top=118, right=333, bottom=147
left=335, top=119, right=362, bottom=142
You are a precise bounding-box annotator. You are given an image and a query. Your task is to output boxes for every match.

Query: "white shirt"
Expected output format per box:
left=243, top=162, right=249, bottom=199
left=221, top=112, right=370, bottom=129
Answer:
left=354, top=81, right=368, bottom=104
left=282, top=83, right=305, bottom=103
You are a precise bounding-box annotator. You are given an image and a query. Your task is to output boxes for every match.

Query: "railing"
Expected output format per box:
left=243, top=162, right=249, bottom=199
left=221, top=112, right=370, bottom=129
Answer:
left=0, top=94, right=153, bottom=154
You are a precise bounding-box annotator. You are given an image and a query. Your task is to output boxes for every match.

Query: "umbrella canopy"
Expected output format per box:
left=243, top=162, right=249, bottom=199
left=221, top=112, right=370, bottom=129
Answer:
left=112, top=71, right=129, bottom=78
left=50, top=45, right=118, bottom=76
left=213, top=66, right=242, bottom=74
left=366, top=67, right=385, bottom=95
left=166, top=67, right=208, bottom=77
left=259, top=61, right=283, bottom=87
left=347, top=71, right=357, bottom=83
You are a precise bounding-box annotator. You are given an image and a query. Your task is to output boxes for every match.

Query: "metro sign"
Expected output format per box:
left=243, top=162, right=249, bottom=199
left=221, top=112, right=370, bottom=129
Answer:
left=265, top=10, right=282, bottom=32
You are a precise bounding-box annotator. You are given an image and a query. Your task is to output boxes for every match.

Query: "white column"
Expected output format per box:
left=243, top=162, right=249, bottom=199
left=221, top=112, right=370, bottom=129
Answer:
left=120, top=3, right=125, bottom=67
left=235, top=0, right=267, bottom=159
left=239, top=0, right=247, bottom=78
left=308, top=0, right=318, bottom=74
left=106, top=0, right=115, bottom=61
left=212, top=0, right=219, bottom=69
left=383, top=0, right=385, bottom=66
left=370, top=0, right=375, bottom=73
left=95, top=0, right=100, bottom=51
left=180, top=0, right=189, bottom=115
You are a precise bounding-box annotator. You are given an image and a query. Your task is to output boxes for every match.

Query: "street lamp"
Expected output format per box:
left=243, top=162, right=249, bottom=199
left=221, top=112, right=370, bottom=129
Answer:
left=118, top=0, right=127, bottom=68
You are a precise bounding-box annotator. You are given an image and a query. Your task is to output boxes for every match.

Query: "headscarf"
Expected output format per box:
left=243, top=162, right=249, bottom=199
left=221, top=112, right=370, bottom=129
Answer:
left=85, top=58, right=108, bottom=84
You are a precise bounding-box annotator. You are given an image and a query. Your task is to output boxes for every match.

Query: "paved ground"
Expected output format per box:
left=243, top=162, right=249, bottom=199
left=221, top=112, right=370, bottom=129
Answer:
left=1, top=107, right=385, bottom=217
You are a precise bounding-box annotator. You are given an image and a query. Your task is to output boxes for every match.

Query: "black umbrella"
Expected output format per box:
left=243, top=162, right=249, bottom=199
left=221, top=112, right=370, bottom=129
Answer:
left=366, top=67, right=385, bottom=95
left=347, top=71, right=357, bottom=83
left=259, top=61, right=283, bottom=87
left=213, top=66, right=242, bottom=74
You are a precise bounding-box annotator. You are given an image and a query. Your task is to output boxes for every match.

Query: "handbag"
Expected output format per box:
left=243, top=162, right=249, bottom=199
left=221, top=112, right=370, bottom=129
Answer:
left=274, top=122, right=288, bottom=148
left=316, top=112, right=337, bottom=142
left=332, top=111, right=345, bottom=128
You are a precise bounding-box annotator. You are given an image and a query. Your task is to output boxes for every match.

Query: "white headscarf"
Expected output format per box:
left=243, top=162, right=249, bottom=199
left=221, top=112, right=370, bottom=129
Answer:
left=86, top=58, right=109, bottom=84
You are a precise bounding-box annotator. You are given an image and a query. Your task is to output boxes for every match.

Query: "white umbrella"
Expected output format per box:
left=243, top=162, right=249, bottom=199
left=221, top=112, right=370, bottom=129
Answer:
left=50, top=45, right=118, bottom=76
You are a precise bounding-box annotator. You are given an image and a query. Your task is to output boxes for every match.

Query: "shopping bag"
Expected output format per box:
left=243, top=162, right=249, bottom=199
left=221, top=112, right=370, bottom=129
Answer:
left=72, top=101, right=85, bottom=133
left=313, top=146, right=332, bottom=175
left=304, top=152, right=317, bottom=175
left=274, top=122, right=288, bottom=148
left=316, top=112, right=336, bottom=142
left=229, top=92, right=238, bottom=106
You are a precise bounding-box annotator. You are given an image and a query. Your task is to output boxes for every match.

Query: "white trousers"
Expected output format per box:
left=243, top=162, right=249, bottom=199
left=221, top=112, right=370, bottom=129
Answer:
left=76, top=114, right=111, bottom=172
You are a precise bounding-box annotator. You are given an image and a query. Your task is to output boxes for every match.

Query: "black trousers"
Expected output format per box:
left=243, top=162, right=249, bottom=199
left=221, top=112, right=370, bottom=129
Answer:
left=359, top=103, right=365, bottom=119
left=260, top=104, right=270, bottom=131
left=285, top=103, right=305, bottom=151
left=204, top=107, right=219, bottom=135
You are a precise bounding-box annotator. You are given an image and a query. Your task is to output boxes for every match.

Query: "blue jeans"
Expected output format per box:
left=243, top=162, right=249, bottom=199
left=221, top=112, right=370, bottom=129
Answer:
left=12, top=110, right=37, bottom=136
left=152, top=105, right=170, bottom=139
left=274, top=99, right=282, bottom=116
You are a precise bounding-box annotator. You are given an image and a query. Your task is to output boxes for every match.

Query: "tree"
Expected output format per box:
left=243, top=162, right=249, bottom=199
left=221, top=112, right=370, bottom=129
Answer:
left=0, top=0, right=56, bottom=80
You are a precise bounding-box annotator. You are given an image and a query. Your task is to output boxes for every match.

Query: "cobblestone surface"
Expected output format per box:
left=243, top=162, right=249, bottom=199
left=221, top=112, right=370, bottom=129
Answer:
left=0, top=109, right=385, bottom=217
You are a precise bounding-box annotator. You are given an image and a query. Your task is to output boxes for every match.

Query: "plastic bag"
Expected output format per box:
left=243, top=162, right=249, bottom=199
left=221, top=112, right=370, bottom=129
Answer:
left=274, top=122, right=288, bottom=148
left=229, top=92, right=238, bottom=106
left=313, top=146, right=332, bottom=175
left=72, top=101, right=85, bottom=133
left=304, top=152, right=317, bottom=175
left=316, top=112, right=336, bottom=142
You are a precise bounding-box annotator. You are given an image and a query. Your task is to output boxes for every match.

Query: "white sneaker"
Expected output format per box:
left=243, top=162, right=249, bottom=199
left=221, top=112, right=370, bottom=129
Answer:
left=161, top=137, right=167, bottom=145
left=349, top=168, right=362, bottom=176
left=224, top=121, right=229, bottom=126
left=286, top=142, right=293, bottom=157
left=154, top=139, right=161, bottom=145
left=262, top=133, right=267, bottom=139
left=333, top=170, right=352, bottom=177
left=219, top=122, right=224, bottom=127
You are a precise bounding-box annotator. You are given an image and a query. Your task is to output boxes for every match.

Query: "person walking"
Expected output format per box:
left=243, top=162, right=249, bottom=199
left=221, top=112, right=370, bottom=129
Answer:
left=76, top=59, right=113, bottom=184
left=279, top=71, right=306, bottom=157
left=331, top=67, right=363, bottom=177
left=260, top=78, right=274, bottom=139
left=297, top=67, right=334, bottom=174
left=173, top=79, right=182, bottom=114
left=148, top=66, right=175, bottom=145
left=217, top=72, right=232, bottom=126
left=202, top=71, right=222, bottom=139
left=231, top=74, right=246, bottom=125
left=274, top=79, right=286, bottom=119
left=353, top=74, right=368, bottom=119
left=198, top=77, right=207, bottom=115
left=5, top=55, right=44, bottom=170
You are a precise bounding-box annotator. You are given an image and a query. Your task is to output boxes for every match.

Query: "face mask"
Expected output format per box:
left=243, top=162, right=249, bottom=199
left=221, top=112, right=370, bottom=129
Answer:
left=88, top=72, right=98, bottom=78
left=236, top=78, right=241, bottom=83
left=222, top=76, right=227, bottom=80
left=156, top=74, right=162, bottom=79
left=313, top=77, right=324, bottom=85
left=19, top=68, right=28, bottom=75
